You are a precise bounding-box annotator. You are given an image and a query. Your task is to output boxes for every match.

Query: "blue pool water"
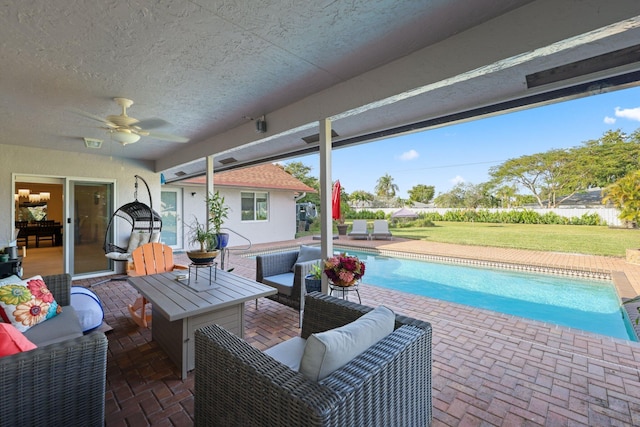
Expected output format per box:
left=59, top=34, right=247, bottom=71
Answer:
left=340, top=249, right=636, bottom=341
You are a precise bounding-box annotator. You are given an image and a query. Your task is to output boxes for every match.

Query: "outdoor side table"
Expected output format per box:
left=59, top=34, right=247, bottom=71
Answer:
left=329, top=280, right=361, bottom=303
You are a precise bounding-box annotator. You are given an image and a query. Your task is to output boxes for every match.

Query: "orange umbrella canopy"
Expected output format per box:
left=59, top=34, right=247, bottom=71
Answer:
left=332, top=180, right=341, bottom=220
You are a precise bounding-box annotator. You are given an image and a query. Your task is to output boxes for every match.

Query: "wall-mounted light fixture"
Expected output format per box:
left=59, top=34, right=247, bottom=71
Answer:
left=29, top=194, right=41, bottom=203
left=39, top=192, right=50, bottom=201
left=18, top=189, right=30, bottom=198
left=256, top=115, right=267, bottom=133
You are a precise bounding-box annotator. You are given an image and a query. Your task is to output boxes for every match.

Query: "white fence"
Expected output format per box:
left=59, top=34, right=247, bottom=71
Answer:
left=366, top=207, right=624, bottom=227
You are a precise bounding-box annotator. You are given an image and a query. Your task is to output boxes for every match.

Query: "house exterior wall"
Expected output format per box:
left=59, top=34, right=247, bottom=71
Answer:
left=168, top=184, right=297, bottom=250
left=0, top=143, right=159, bottom=248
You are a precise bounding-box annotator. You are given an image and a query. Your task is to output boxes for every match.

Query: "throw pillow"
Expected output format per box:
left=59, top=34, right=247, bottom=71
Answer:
left=291, top=245, right=322, bottom=272
left=127, top=231, right=151, bottom=253
left=0, top=275, right=62, bottom=333
left=299, top=305, right=395, bottom=381
left=0, top=322, right=37, bottom=357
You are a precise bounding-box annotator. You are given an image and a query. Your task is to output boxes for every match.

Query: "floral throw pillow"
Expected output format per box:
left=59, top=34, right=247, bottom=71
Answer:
left=0, top=275, right=62, bottom=332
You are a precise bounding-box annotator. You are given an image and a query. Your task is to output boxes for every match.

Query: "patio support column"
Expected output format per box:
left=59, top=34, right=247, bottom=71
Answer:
left=206, top=155, right=214, bottom=231
left=318, top=118, right=333, bottom=294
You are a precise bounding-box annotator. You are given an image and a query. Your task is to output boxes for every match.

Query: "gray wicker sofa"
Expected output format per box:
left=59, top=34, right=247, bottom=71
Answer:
left=0, top=274, right=108, bottom=427
left=194, top=292, right=432, bottom=426
left=256, top=246, right=322, bottom=327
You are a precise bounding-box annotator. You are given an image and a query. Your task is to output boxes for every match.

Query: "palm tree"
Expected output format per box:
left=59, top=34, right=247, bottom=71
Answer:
left=602, top=170, right=640, bottom=226
left=375, top=174, right=399, bottom=206
left=349, top=190, right=374, bottom=208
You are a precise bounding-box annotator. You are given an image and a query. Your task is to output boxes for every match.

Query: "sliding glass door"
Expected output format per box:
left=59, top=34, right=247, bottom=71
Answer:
left=161, top=189, right=183, bottom=248
left=69, top=181, right=114, bottom=275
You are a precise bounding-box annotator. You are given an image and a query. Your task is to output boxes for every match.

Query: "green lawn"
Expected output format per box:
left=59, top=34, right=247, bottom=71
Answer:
left=390, top=222, right=640, bottom=257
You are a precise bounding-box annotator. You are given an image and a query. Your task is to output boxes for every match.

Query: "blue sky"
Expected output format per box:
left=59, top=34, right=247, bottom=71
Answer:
left=284, top=86, right=640, bottom=199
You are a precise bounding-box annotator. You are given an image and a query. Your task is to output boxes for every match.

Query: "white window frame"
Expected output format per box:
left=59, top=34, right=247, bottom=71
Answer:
left=241, top=191, right=269, bottom=222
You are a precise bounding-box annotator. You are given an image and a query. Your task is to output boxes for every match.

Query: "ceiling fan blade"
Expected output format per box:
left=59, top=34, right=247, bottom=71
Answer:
left=70, top=108, right=118, bottom=128
left=144, top=131, right=189, bottom=143
left=135, top=118, right=169, bottom=129
left=69, top=107, right=110, bottom=124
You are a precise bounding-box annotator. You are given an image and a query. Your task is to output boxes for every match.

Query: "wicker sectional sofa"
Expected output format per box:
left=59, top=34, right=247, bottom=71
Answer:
left=0, top=274, right=108, bottom=427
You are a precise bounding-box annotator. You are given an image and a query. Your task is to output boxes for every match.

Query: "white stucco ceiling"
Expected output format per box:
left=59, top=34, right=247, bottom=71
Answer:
left=2, top=1, right=640, bottom=182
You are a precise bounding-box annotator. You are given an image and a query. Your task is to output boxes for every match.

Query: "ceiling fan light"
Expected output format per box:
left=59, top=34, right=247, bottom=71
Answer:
left=111, top=130, right=141, bottom=145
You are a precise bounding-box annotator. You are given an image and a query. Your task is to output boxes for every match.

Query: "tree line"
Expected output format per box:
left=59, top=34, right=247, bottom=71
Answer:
left=283, top=129, right=640, bottom=215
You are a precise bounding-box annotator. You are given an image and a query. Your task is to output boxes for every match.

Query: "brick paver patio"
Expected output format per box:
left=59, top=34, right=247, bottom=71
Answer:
left=77, top=237, right=640, bottom=426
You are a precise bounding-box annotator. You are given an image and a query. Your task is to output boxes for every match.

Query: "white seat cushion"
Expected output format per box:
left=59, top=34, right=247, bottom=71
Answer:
left=299, top=305, right=395, bottom=381
left=105, top=251, right=132, bottom=261
left=264, top=336, right=307, bottom=371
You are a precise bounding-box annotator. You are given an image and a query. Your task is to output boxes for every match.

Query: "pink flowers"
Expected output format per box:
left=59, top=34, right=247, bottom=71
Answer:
left=324, top=254, right=365, bottom=287
left=27, top=278, right=54, bottom=303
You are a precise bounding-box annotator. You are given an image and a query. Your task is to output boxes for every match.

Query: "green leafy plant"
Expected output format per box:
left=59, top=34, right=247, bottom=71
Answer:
left=207, top=191, right=229, bottom=234
left=188, top=217, right=217, bottom=252
left=309, top=263, right=323, bottom=280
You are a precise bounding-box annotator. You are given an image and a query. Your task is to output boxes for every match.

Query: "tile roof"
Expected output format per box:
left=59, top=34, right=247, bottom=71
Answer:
left=180, top=163, right=316, bottom=192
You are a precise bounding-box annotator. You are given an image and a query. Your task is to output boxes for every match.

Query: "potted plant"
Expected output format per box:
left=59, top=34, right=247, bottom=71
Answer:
left=335, top=197, right=350, bottom=235
left=186, top=217, right=219, bottom=264
left=336, top=217, right=349, bottom=236
left=305, top=263, right=323, bottom=293
left=207, top=191, right=230, bottom=249
left=323, top=253, right=365, bottom=287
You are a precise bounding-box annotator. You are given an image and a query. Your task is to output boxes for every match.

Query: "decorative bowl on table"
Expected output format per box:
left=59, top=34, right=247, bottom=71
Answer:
left=187, top=250, right=220, bottom=265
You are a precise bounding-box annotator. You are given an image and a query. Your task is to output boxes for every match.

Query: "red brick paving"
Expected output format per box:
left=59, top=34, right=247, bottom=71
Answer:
left=74, top=237, right=640, bottom=426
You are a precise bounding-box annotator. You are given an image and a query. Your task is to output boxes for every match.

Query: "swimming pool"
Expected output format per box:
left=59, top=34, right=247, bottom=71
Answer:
left=339, top=249, right=637, bottom=341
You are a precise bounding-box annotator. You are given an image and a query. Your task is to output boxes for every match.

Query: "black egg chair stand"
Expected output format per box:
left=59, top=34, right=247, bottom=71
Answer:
left=93, top=175, right=162, bottom=286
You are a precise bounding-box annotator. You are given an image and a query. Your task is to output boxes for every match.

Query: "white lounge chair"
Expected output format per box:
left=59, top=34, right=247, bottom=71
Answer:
left=347, top=220, right=370, bottom=239
left=371, top=219, right=393, bottom=240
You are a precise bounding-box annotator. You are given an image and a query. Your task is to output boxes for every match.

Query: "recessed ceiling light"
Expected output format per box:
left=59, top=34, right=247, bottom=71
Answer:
left=84, top=137, right=103, bottom=149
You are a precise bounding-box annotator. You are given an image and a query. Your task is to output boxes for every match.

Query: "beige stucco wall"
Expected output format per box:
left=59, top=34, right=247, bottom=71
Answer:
left=0, top=143, right=159, bottom=248
left=169, top=183, right=297, bottom=250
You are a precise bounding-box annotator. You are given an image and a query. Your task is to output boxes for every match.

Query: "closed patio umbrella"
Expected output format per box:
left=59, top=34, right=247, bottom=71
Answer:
left=332, top=180, right=341, bottom=220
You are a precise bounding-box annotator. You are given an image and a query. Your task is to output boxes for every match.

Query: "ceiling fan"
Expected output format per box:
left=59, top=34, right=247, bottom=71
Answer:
left=78, top=97, right=189, bottom=145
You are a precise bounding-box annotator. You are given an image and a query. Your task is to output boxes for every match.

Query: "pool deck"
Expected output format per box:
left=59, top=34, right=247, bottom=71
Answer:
left=86, top=236, right=640, bottom=426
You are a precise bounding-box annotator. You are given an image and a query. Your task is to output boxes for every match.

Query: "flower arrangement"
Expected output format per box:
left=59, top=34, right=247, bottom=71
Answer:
left=324, top=253, right=365, bottom=287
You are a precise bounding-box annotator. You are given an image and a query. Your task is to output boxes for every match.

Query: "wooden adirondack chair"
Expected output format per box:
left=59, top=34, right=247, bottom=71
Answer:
left=127, top=242, right=187, bottom=328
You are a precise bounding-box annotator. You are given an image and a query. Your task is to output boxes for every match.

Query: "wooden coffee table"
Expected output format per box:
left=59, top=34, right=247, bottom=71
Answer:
left=128, top=267, right=276, bottom=379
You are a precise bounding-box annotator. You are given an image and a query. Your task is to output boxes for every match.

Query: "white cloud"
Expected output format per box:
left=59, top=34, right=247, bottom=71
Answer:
left=614, top=106, right=640, bottom=122
left=451, top=175, right=465, bottom=185
left=398, top=149, right=419, bottom=161
left=604, top=116, right=616, bottom=124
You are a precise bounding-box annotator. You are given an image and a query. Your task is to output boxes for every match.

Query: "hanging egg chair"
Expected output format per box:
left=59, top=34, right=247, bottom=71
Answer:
left=103, top=175, right=162, bottom=263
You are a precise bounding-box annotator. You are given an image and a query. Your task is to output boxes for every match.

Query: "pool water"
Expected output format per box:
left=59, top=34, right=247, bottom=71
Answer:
left=341, top=250, right=637, bottom=341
